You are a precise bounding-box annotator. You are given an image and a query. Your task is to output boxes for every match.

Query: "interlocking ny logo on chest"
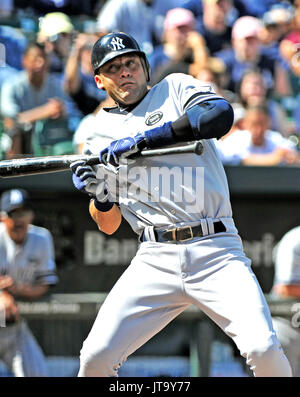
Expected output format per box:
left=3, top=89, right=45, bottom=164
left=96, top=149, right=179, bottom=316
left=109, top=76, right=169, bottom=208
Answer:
left=145, top=111, right=163, bottom=126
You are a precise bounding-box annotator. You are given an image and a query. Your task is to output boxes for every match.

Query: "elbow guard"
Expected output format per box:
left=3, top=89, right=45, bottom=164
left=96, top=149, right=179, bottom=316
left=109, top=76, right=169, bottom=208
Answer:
left=186, top=98, right=234, bottom=140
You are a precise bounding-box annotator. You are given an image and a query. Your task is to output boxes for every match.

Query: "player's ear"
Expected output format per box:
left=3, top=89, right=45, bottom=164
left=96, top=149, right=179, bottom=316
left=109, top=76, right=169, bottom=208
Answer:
left=94, top=75, right=105, bottom=90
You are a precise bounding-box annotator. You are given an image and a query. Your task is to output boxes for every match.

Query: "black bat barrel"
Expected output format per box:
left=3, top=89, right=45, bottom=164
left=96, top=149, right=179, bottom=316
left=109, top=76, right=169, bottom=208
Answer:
left=0, top=155, right=100, bottom=178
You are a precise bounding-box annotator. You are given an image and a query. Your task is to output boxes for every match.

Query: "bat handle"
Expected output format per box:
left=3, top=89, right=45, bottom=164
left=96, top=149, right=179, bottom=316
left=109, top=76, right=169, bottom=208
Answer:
left=85, top=156, right=101, bottom=166
left=100, top=141, right=203, bottom=165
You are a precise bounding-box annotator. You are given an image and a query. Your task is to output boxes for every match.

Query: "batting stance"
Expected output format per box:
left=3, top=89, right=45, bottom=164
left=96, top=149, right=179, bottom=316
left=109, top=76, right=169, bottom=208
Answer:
left=70, top=32, right=292, bottom=377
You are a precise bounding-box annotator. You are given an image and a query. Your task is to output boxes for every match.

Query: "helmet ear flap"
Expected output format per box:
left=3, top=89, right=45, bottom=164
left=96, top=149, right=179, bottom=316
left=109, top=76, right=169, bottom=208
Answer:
left=141, top=56, right=151, bottom=82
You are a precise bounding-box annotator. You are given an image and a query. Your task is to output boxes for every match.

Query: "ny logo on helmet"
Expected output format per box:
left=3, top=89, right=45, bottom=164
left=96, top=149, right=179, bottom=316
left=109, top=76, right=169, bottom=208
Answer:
left=110, top=37, right=125, bottom=51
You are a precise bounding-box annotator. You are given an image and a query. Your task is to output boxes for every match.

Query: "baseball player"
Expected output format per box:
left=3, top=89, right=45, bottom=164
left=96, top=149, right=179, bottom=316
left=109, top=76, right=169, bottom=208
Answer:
left=271, top=226, right=300, bottom=377
left=0, top=189, right=58, bottom=377
left=70, top=32, right=292, bottom=377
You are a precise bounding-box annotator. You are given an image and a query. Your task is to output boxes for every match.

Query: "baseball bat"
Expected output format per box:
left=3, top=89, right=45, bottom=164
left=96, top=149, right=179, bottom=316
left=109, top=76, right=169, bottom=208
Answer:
left=0, top=141, right=203, bottom=178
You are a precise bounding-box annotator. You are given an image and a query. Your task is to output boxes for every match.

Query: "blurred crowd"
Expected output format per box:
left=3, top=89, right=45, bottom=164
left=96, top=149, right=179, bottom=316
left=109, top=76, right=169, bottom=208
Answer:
left=0, top=0, right=300, bottom=166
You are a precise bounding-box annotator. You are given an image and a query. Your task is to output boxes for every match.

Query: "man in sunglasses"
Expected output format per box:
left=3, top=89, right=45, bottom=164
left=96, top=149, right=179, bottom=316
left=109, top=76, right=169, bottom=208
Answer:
left=0, top=189, right=58, bottom=376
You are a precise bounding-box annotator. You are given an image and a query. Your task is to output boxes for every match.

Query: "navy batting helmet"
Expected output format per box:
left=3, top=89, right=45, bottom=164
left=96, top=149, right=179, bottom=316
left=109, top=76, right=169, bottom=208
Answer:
left=91, top=32, right=150, bottom=81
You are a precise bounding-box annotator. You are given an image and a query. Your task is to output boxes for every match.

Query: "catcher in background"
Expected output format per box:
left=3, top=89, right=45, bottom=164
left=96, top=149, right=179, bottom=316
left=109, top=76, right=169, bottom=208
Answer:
left=70, top=32, right=292, bottom=377
left=0, top=189, right=58, bottom=376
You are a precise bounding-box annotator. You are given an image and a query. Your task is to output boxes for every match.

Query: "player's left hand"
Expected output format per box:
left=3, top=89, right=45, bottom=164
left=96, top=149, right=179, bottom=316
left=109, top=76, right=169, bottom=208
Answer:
left=99, top=133, right=146, bottom=166
left=70, top=160, right=109, bottom=203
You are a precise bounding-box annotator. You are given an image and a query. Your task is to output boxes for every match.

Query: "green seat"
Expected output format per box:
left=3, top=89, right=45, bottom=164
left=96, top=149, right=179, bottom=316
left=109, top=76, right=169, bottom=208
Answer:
left=51, top=140, right=74, bottom=155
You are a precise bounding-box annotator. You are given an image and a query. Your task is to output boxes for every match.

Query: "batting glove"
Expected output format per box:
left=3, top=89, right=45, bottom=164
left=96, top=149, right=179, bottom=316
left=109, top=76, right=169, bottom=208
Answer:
left=99, top=133, right=146, bottom=166
left=70, top=160, right=114, bottom=212
left=99, top=122, right=174, bottom=166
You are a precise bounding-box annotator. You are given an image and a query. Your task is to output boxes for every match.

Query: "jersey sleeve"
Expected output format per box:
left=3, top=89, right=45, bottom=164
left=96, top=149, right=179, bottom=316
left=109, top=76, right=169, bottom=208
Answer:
left=81, top=109, right=116, bottom=155
left=168, top=73, right=223, bottom=113
left=34, top=229, right=58, bottom=286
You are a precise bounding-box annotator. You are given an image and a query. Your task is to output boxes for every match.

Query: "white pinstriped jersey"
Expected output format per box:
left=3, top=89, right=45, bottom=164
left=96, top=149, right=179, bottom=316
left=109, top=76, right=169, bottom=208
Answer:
left=0, top=223, right=58, bottom=285
left=83, top=73, right=233, bottom=235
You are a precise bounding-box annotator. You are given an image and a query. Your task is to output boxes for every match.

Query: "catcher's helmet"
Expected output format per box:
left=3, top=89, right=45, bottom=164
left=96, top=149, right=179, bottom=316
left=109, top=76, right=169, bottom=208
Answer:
left=91, top=32, right=150, bottom=81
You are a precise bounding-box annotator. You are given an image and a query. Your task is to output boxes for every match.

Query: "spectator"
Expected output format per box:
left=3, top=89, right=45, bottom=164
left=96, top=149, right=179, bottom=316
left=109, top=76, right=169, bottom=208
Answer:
left=64, top=33, right=108, bottom=116
left=0, top=26, right=28, bottom=90
left=271, top=225, right=300, bottom=377
left=14, top=0, right=99, bottom=17
left=236, top=0, right=280, bottom=18
left=0, top=42, right=70, bottom=156
left=279, top=30, right=300, bottom=96
left=0, top=25, right=28, bottom=71
left=235, top=69, right=292, bottom=136
left=195, top=0, right=234, bottom=54
left=258, top=3, right=295, bottom=91
left=0, top=188, right=58, bottom=377
left=149, top=7, right=208, bottom=84
left=37, top=12, right=75, bottom=75
left=95, top=0, right=186, bottom=57
left=276, top=27, right=300, bottom=131
left=196, top=61, right=243, bottom=140
left=182, top=0, right=249, bottom=25
left=260, top=3, right=295, bottom=48
left=216, top=104, right=300, bottom=166
left=216, top=15, right=289, bottom=94
left=37, top=12, right=84, bottom=133
left=195, top=57, right=236, bottom=102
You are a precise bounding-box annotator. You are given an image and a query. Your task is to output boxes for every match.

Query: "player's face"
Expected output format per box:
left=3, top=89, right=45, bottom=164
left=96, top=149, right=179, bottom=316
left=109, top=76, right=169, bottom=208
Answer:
left=94, top=54, right=148, bottom=106
left=2, top=208, right=33, bottom=244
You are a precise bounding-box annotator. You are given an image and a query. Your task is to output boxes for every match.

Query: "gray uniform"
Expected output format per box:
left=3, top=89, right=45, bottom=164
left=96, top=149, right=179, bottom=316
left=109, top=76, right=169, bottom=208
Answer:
left=79, top=73, right=291, bottom=377
left=84, top=74, right=231, bottom=234
left=272, top=226, right=300, bottom=377
left=0, top=223, right=57, bottom=377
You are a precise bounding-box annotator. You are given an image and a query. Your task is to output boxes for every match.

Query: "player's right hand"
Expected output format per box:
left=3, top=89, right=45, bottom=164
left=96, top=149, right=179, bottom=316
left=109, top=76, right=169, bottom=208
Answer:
left=70, top=160, right=109, bottom=203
